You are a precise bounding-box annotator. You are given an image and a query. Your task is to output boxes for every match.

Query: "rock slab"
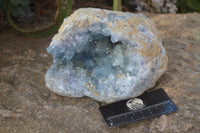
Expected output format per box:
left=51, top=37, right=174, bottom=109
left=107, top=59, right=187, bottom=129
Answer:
left=45, top=8, right=168, bottom=103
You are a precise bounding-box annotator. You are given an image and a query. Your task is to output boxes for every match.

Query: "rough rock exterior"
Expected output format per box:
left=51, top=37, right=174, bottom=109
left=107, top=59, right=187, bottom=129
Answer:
left=45, top=8, right=168, bottom=103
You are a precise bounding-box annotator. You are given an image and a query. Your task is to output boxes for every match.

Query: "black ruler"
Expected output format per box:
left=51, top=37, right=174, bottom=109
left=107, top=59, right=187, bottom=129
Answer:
left=99, top=88, right=178, bottom=127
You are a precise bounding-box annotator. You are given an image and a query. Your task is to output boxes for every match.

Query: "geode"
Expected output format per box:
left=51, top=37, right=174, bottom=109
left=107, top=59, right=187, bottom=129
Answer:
left=45, top=8, right=168, bottom=103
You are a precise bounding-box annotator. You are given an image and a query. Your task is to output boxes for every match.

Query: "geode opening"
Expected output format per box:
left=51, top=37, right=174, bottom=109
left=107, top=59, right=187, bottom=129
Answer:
left=71, top=36, right=125, bottom=77
left=45, top=8, right=168, bottom=103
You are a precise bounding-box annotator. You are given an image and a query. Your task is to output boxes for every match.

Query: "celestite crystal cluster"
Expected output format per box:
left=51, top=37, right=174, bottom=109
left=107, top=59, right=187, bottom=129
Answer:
left=45, top=8, right=168, bottom=103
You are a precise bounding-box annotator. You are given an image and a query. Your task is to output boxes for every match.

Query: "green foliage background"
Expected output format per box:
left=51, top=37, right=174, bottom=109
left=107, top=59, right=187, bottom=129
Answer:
left=0, top=0, right=31, bottom=18
left=177, top=0, right=200, bottom=13
left=0, top=0, right=200, bottom=37
left=1, top=0, right=200, bottom=20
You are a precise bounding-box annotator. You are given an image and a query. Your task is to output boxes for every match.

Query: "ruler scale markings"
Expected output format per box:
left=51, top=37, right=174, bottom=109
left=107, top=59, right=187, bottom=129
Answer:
left=99, top=89, right=178, bottom=127
left=107, top=100, right=171, bottom=120
left=108, top=100, right=175, bottom=126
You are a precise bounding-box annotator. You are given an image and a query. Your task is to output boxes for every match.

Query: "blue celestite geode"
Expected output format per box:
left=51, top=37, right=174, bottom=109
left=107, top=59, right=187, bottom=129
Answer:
left=45, top=8, right=168, bottom=103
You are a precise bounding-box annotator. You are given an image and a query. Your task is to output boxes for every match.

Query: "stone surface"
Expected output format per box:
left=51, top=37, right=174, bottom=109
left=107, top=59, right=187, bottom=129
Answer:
left=0, top=13, right=200, bottom=133
left=45, top=8, right=167, bottom=103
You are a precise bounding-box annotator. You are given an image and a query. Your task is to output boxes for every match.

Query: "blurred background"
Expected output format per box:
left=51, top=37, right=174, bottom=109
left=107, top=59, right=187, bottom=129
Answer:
left=0, top=0, right=200, bottom=36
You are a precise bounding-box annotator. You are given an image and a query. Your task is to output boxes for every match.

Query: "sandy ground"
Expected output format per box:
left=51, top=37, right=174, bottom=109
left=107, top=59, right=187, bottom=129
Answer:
left=0, top=13, right=200, bottom=133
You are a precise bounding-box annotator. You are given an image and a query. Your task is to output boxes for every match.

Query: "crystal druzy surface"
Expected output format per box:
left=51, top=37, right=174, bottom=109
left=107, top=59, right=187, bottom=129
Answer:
left=45, top=8, right=168, bottom=103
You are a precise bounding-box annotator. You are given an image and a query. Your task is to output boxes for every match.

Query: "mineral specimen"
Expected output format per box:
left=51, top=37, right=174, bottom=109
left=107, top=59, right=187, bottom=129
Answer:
left=45, top=8, right=168, bottom=103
